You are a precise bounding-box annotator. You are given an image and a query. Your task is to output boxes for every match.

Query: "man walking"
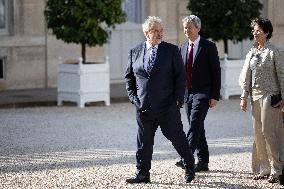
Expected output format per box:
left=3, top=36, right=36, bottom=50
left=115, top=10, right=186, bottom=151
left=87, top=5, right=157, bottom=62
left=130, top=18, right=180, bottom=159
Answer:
left=176, top=15, right=221, bottom=172
left=125, top=16, right=195, bottom=184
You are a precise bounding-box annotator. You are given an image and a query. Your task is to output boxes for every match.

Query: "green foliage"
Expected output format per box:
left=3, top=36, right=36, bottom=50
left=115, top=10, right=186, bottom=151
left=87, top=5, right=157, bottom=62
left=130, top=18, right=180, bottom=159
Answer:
left=187, top=0, right=262, bottom=54
left=44, top=0, right=125, bottom=61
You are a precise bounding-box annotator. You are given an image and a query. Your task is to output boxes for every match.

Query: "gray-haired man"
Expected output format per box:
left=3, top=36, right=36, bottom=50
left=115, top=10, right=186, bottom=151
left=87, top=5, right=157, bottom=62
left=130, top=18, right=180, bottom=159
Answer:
left=125, top=16, right=195, bottom=184
left=175, top=15, right=221, bottom=172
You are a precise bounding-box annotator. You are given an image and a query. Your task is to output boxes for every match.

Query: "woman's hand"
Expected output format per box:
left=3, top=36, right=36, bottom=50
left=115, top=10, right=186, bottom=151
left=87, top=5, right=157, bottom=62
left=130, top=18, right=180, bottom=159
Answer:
left=275, top=99, right=284, bottom=110
left=240, top=99, right=247, bottom=112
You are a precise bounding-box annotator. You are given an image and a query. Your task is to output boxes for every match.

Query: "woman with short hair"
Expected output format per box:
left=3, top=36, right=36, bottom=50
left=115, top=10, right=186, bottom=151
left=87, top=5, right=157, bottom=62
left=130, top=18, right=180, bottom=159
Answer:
left=239, top=17, right=284, bottom=183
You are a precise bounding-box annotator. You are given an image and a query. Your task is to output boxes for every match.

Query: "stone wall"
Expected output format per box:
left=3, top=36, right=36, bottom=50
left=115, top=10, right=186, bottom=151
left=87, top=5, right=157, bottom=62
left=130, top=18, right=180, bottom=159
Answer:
left=0, top=0, right=46, bottom=90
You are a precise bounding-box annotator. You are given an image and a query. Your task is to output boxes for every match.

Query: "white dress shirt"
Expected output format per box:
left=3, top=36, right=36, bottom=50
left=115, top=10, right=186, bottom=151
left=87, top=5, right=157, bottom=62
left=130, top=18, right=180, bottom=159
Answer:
left=188, top=35, right=200, bottom=62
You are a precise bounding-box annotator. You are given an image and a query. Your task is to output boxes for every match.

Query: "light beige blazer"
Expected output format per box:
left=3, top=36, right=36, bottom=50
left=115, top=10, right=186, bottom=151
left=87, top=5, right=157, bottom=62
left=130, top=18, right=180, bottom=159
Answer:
left=239, top=41, right=284, bottom=99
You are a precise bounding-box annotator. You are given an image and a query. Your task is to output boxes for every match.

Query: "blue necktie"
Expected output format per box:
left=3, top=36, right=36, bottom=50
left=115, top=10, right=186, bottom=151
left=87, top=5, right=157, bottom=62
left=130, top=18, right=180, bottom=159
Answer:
left=147, top=47, right=157, bottom=74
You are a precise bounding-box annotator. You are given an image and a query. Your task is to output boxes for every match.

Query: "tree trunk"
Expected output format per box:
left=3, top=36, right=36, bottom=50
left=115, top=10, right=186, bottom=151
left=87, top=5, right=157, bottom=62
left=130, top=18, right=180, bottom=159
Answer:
left=81, top=43, right=86, bottom=64
left=223, top=39, right=228, bottom=55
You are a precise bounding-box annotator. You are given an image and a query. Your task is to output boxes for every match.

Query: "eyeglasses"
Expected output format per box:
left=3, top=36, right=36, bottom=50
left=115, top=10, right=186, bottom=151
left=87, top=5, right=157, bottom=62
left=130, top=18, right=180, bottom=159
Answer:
left=251, top=29, right=263, bottom=34
left=148, top=29, right=163, bottom=34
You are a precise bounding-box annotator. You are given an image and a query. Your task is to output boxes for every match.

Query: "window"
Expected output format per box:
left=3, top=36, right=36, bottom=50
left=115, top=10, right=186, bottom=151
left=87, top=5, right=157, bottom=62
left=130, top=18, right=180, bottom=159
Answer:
left=0, top=57, right=5, bottom=79
left=123, top=0, right=143, bottom=23
left=0, top=0, right=11, bottom=34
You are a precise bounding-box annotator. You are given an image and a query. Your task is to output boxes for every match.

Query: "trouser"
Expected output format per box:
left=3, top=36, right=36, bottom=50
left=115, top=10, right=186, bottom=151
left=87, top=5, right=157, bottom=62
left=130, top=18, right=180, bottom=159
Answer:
left=185, top=93, right=209, bottom=163
left=251, top=93, right=284, bottom=177
left=135, top=102, right=195, bottom=176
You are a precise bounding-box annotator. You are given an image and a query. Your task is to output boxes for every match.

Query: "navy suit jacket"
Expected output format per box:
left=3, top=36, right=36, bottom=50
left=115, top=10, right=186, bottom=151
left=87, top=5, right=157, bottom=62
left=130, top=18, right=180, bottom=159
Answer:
left=180, top=37, right=221, bottom=100
left=125, top=41, right=186, bottom=113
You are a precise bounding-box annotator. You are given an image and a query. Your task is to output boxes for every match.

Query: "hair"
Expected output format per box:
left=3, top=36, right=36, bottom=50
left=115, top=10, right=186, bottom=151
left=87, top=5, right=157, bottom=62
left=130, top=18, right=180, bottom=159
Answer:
left=142, top=16, right=162, bottom=32
left=251, top=17, right=273, bottom=39
left=182, top=15, right=201, bottom=29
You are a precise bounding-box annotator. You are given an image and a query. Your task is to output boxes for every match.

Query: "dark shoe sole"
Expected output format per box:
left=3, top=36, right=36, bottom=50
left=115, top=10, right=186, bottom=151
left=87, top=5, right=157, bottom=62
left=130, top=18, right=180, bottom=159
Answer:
left=126, top=178, right=150, bottom=184
left=195, top=167, right=209, bottom=172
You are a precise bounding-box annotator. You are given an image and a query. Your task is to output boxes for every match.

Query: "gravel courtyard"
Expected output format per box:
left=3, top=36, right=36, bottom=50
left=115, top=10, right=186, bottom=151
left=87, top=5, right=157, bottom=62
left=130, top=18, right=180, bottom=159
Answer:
left=0, top=100, right=283, bottom=188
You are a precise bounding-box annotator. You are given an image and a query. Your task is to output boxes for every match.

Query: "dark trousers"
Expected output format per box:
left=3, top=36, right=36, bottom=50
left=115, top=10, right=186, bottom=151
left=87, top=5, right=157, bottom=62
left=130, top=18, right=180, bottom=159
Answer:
left=135, top=102, right=195, bottom=176
left=185, top=93, right=209, bottom=163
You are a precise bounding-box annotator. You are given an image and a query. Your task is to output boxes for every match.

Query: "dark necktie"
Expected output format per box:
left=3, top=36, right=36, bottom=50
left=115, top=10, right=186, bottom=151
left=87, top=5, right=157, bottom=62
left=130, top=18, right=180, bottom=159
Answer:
left=186, top=43, right=194, bottom=89
left=147, top=47, right=157, bottom=74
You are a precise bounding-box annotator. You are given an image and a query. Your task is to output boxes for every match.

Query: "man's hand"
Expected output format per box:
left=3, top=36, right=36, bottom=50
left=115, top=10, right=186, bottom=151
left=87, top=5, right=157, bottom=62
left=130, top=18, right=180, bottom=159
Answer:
left=240, top=99, right=247, bottom=112
left=209, top=99, right=218, bottom=108
left=176, top=101, right=184, bottom=108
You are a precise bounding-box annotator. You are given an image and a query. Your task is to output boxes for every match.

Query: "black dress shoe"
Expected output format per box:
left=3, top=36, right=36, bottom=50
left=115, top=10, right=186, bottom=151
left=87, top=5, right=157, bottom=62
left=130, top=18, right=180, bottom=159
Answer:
left=195, top=162, right=209, bottom=172
left=185, top=168, right=195, bottom=183
left=175, top=159, right=185, bottom=169
left=126, top=174, right=150, bottom=184
left=267, top=175, right=279, bottom=183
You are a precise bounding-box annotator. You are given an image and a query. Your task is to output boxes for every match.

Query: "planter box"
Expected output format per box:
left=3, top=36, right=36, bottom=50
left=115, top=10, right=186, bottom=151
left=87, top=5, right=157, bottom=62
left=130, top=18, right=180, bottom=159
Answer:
left=57, top=58, right=110, bottom=108
left=220, top=55, right=243, bottom=99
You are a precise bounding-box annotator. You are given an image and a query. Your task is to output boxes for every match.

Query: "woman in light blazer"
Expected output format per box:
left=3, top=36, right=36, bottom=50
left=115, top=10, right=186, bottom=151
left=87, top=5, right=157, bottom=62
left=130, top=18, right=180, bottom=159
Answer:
left=239, top=17, right=284, bottom=183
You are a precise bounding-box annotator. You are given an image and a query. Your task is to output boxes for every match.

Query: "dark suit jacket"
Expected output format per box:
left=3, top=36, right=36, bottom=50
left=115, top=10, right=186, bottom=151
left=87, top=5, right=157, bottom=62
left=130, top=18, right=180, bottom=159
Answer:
left=180, top=37, right=221, bottom=100
left=125, top=41, right=186, bottom=113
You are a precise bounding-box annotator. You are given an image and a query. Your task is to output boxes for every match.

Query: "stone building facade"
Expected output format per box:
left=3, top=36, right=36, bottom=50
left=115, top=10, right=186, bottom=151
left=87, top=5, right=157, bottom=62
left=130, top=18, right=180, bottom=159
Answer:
left=0, top=0, right=283, bottom=97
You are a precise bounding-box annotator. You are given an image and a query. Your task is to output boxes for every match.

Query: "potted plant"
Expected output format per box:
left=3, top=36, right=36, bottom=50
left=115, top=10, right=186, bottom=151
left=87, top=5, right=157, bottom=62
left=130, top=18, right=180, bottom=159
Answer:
left=44, top=0, right=125, bottom=107
left=187, top=0, right=262, bottom=99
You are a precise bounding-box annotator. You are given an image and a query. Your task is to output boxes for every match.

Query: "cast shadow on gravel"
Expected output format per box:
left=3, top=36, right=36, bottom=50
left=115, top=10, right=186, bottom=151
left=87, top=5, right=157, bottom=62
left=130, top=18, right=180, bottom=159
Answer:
left=0, top=144, right=252, bottom=174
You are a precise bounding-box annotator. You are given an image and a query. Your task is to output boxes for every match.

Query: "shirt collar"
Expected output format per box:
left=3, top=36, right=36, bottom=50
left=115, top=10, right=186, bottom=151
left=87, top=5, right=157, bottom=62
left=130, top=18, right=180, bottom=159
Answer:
left=145, top=41, right=159, bottom=50
left=188, top=35, right=200, bottom=47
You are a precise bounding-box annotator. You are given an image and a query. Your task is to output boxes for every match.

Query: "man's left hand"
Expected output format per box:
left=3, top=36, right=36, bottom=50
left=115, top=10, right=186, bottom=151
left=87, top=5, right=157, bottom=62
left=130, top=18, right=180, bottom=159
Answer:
left=176, top=101, right=184, bottom=108
left=209, top=99, right=218, bottom=108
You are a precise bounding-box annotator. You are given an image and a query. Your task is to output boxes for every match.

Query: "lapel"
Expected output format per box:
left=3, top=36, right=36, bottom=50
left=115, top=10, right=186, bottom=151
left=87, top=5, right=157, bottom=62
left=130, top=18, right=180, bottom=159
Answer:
left=182, top=39, right=203, bottom=66
left=194, top=38, right=204, bottom=65
left=182, top=42, right=189, bottom=66
left=134, top=43, right=147, bottom=75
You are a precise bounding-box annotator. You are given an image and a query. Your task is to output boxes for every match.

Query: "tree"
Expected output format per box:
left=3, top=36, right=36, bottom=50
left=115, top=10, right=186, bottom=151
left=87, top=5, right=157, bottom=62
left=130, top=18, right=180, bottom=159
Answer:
left=187, top=0, right=262, bottom=55
left=44, top=0, right=125, bottom=63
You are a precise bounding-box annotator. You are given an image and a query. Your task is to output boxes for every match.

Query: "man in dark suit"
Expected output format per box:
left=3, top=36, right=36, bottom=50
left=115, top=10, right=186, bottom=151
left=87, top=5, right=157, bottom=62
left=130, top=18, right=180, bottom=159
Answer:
left=175, top=15, right=221, bottom=172
left=125, top=16, right=195, bottom=184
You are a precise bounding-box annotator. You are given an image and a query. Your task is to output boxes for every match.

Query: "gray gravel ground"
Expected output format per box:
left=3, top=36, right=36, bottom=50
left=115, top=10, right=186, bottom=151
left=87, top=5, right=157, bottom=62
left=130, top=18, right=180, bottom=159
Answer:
left=0, top=99, right=283, bottom=189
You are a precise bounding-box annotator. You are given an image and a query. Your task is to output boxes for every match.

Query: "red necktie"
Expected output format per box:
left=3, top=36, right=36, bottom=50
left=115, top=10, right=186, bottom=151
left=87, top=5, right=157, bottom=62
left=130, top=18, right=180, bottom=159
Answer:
left=186, top=43, right=194, bottom=89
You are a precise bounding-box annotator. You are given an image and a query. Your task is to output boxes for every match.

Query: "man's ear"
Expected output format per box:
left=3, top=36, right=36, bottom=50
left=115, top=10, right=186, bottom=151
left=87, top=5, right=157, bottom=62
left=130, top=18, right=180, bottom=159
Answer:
left=144, top=31, right=149, bottom=39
